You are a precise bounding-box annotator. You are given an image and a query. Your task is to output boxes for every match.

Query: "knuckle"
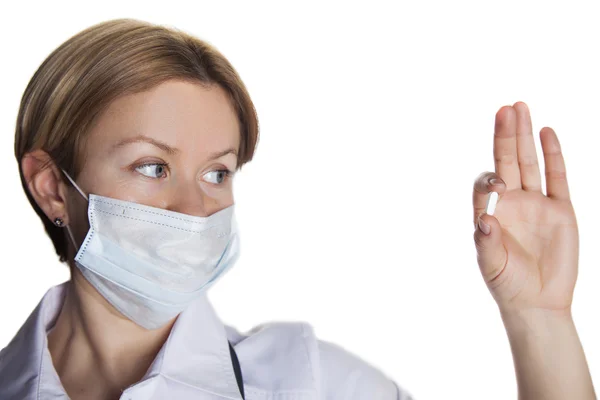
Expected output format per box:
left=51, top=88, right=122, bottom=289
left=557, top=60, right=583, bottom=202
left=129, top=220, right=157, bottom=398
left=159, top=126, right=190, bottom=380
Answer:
left=494, top=154, right=517, bottom=166
left=544, top=149, right=562, bottom=157
left=473, top=229, right=486, bottom=250
left=521, top=182, right=541, bottom=191
left=545, top=169, right=567, bottom=180
left=518, top=156, right=539, bottom=167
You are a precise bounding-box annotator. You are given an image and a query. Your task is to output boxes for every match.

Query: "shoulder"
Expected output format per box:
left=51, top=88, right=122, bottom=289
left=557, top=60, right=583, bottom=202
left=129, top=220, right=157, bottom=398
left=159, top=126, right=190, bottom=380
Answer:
left=317, top=339, right=413, bottom=399
left=225, top=322, right=413, bottom=399
left=0, top=308, right=43, bottom=400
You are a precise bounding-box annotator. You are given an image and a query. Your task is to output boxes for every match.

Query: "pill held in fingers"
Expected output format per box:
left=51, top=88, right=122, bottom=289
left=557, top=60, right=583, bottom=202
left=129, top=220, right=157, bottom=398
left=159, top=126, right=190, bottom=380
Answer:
left=486, top=192, right=499, bottom=215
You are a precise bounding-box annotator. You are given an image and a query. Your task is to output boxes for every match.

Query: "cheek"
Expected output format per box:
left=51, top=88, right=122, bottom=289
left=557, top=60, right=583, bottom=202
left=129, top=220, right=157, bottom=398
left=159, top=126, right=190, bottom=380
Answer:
left=67, top=192, right=92, bottom=249
left=103, top=178, right=169, bottom=206
left=199, top=182, right=234, bottom=204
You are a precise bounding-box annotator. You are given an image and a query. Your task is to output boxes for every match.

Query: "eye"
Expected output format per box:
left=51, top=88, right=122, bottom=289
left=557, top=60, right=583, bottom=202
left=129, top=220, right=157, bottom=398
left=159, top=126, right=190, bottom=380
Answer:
left=203, top=169, right=232, bottom=185
left=135, top=163, right=168, bottom=179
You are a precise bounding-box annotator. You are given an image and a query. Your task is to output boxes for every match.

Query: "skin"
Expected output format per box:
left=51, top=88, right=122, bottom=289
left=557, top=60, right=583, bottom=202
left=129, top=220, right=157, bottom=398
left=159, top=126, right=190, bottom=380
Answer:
left=21, top=85, right=595, bottom=399
left=21, top=79, right=240, bottom=400
left=472, top=102, right=595, bottom=399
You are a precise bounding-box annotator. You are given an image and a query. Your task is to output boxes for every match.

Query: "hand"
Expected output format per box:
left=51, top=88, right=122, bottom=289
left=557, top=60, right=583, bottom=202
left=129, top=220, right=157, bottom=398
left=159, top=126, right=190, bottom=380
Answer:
left=472, top=102, right=578, bottom=315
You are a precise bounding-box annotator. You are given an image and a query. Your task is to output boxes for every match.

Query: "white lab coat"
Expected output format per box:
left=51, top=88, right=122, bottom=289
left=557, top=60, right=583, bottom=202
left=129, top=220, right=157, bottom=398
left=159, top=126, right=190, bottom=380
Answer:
left=0, top=282, right=412, bottom=399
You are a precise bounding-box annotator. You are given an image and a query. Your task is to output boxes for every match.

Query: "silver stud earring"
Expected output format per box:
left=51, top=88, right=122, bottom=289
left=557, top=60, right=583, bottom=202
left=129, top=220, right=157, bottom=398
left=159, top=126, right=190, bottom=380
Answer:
left=53, top=218, right=65, bottom=227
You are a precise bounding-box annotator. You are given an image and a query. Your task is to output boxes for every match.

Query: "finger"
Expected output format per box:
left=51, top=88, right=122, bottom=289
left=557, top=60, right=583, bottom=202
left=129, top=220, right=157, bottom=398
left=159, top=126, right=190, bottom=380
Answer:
left=494, top=106, right=521, bottom=191
left=472, top=171, right=507, bottom=227
left=514, top=102, right=542, bottom=191
left=473, top=213, right=508, bottom=284
left=540, top=127, right=570, bottom=200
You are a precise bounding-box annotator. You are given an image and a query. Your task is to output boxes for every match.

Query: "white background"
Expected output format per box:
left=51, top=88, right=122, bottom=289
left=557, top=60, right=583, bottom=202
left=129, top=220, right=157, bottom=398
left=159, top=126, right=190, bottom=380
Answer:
left=1, top=1, right=599, bottom=398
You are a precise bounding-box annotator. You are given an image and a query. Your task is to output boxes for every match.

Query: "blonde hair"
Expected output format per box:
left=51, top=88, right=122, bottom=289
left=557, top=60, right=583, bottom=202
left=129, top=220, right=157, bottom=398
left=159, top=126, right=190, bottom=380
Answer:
left=14, top=18, right=259, bottom=262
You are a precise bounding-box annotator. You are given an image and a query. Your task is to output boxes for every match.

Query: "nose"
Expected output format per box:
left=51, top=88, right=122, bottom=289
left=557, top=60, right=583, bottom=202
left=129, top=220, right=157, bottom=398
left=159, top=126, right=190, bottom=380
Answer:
left=164, top=181, right=212, bottom=217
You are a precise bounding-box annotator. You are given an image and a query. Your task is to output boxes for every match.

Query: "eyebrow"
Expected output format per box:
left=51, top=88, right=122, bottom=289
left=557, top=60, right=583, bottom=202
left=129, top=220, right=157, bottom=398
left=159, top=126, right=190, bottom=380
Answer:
left=208, top=148, right=238, bottom=160
left=111, top=135, right=238, bottom=160
left=112, top=135, right=179, bottom=155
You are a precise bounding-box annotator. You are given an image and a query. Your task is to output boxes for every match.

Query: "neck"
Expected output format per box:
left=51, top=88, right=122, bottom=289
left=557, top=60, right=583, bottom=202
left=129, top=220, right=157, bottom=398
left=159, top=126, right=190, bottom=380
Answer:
left=48, top=267, right=175, bottom=397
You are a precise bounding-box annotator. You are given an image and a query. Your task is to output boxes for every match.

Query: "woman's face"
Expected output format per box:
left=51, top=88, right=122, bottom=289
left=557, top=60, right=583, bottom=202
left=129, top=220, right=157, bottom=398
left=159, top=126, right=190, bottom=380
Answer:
left=68, top=79, right=241, bottom=243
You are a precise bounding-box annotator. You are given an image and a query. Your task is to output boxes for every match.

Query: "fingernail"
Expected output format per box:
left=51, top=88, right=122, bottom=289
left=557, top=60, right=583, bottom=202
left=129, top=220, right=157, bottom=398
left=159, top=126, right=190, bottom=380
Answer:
left=478, top=218, right=491, bottom=235
left=489, top=178, right=503, bottom=186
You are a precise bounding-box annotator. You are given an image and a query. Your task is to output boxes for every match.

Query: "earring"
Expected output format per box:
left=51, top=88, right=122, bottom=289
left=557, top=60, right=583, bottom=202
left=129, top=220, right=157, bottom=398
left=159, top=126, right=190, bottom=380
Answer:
left=53, top=218, right=65, bottom=227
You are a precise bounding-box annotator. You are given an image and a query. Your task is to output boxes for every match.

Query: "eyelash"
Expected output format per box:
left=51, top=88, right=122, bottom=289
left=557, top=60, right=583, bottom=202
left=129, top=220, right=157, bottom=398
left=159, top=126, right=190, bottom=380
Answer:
left=134, top=162, right=233, bottom=185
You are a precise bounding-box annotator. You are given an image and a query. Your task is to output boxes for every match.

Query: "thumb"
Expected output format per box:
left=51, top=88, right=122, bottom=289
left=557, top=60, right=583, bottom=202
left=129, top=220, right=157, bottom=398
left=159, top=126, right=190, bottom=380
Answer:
left=473, top=213, right=508, bottom=283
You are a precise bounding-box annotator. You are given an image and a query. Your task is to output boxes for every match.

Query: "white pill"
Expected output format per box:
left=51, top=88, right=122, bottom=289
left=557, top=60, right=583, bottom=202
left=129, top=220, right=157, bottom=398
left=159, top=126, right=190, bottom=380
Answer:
left=486, top=192, right=499, bottom=215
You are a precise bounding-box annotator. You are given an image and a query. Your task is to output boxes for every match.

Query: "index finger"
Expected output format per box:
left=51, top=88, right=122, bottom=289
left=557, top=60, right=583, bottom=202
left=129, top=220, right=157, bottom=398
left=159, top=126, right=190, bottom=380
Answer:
left=473, top=171, right=506, bottom=227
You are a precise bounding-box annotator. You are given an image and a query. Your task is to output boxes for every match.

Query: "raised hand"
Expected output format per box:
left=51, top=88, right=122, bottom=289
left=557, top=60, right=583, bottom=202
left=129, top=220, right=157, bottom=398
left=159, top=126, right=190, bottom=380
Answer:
left=472, top=102, right=578, bottom=314
left=472, top=102, right=595, bottom=399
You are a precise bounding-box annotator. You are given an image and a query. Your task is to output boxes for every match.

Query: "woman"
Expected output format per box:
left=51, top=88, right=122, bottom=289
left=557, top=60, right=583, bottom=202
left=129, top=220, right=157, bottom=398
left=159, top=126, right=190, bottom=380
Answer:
left=0, top=18, right=594, bottom=399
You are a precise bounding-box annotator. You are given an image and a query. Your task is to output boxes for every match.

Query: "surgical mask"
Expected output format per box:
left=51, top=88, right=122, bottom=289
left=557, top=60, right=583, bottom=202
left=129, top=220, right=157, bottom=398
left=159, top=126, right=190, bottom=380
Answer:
left=61, top=170, right=240, bottom=330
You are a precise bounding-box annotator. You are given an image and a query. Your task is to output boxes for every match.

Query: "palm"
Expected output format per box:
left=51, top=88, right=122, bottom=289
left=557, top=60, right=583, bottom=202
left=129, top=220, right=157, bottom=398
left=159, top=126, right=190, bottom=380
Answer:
left=492, top=189, right=578, bottom=310
left=473, top=102, right=578, bottom=313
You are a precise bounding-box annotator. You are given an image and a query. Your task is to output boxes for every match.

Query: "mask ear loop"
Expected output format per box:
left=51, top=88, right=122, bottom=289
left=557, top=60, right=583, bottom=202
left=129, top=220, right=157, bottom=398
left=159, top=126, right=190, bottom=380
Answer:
left=60, top=168, right=88, bottom=201
left=65, top=224, right=78, bottom=252
left=59, top=168, right=89, bottom=253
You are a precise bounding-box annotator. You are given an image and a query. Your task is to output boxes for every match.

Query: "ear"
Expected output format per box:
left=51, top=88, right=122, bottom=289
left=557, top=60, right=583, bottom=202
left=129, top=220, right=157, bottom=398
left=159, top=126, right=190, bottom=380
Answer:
left=21, top=150, right=71, bottom=226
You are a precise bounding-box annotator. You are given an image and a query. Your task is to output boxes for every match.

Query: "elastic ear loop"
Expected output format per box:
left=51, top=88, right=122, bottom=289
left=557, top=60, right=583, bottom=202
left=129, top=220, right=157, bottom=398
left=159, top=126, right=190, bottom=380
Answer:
left=60, top=168, right=88, bottom=201
left=59, top=168, right=89, bottom=253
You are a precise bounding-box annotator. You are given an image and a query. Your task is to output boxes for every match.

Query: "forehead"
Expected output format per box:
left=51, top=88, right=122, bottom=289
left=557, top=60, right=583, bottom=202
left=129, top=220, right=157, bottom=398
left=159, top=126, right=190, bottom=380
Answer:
left=86, top=79, right=240, bottom=154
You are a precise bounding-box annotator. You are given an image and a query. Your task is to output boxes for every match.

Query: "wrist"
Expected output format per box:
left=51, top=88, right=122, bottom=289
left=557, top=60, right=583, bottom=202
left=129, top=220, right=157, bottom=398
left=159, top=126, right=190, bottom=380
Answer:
left=500, top=306, right=575, bottom=339
left=498, top=307, right=595, bottom=400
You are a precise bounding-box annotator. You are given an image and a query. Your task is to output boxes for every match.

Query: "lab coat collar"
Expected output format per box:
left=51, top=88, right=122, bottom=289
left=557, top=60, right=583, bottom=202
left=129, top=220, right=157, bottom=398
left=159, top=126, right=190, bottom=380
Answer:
left=143, top=284, right=243, bottom=399
left=0, top=281, right=243, bottom=399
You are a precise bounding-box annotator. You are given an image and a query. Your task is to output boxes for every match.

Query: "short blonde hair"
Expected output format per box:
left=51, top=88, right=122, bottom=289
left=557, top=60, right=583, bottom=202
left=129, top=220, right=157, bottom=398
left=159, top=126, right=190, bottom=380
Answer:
left=14, top=18, right=259, bottom=262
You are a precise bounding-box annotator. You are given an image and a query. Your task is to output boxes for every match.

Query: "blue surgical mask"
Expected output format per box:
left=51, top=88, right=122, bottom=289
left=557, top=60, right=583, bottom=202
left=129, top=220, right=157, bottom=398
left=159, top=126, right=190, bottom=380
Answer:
left=61, top=170, right=240, bottom=329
